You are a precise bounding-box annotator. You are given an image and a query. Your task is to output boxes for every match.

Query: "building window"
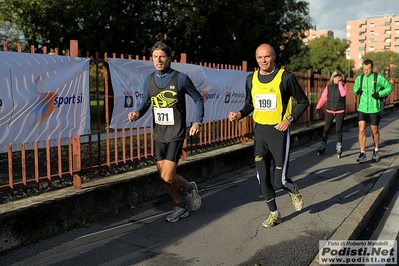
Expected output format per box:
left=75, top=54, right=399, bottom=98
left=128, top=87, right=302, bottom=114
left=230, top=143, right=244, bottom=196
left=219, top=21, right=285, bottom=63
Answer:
left=385, top=21, right=391, bottom=26
left=370, top=23, right=375, bottom=27
left=347, top=25, right=351, bottom=30
left=359, top=40, right=365, bottom=44
left=396, top=29, right=399, bottom=34
left=369, top=46, right=374, bottom=51
left=396, top=21, right=399, bottom=25
left=395, top=37, right=399, bottom=42
left=359, top=47, right=365, bottom=51
left=369, top=38, right=374, bottom=43
left=395, top=45, right=399, bottom=50
left=370, top=31, right=375, bottom=35
left=385, top=38, right=391, bottom=42
left=385, top=30, right=391, bottom=34
left=384, top=46, right=390, bottom=50
left=359, top=23, right=365, bottom=28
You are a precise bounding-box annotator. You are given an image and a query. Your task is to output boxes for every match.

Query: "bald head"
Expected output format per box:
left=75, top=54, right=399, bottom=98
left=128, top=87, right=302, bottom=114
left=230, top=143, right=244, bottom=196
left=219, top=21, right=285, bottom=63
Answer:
left=256, top=43, right=276, bottom=56
left=255, top=43, right=276, bottom=75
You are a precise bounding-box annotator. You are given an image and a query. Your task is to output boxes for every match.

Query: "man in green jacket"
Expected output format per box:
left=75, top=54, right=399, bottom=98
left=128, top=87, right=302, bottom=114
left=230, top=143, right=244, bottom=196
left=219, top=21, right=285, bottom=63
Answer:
left=353, top=59, right=394, bottom=163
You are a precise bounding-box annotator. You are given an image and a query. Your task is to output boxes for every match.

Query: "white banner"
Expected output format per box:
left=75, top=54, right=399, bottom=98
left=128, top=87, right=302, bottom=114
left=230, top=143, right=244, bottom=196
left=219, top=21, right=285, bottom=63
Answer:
left=0, top=52, right=91, bottom=146
left=107, top=59, right=248, bottom=128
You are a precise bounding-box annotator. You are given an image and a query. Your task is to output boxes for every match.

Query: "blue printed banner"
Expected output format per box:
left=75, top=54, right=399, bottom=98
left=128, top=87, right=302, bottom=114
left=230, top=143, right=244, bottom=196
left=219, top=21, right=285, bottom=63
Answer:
left=107, top=59, right=248, bottom=128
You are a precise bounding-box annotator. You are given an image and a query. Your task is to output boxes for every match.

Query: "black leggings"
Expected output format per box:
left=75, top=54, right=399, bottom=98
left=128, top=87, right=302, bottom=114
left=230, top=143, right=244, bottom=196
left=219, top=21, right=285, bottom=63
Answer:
left=254, top=124, right=296, bottom=211
left=322, top=112, right=345, bottom=143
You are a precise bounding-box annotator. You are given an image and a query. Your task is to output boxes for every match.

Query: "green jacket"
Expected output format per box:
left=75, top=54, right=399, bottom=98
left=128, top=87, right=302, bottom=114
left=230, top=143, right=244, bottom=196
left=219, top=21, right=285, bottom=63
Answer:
left=353, top=73, right=393, bottom=113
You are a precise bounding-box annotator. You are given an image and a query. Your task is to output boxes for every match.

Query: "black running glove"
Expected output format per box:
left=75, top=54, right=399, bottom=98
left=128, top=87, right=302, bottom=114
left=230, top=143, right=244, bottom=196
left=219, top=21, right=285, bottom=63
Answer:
left=372, top=92, right=379, bottom=99
left=356, top=89, right=363, bottom=95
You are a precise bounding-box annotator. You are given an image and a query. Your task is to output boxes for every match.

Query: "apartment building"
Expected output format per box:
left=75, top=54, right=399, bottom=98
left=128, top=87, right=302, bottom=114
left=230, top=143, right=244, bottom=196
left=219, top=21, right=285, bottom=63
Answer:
left=346, top=14, right=399, bottom=70
left=302, top=29, right=334, bottom=45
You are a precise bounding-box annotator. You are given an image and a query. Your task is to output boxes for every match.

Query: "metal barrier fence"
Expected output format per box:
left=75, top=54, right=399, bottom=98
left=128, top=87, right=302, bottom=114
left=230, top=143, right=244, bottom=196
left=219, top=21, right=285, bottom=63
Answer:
left=1, top=40, right=398, bottom=202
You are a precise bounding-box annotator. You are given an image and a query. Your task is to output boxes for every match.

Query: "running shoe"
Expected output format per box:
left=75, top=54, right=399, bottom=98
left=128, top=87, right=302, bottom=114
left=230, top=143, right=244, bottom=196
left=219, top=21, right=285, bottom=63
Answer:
left=166, top=206, right=189, bottom=223
left=290, top=184, right=304, bottom=211
left=336, top=142, right=342, bottom=155
left=372, top=150, right=379, bottom=162
left=262, top=211, right=282, bottom=228
left=186, top=182, right=201, bottom=211
left=356, top=152, right=367, bottom=163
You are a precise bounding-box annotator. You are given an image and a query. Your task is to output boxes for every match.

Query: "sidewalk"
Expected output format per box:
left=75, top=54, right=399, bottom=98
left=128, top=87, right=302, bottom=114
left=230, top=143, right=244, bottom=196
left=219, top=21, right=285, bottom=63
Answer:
left=0, top=108, right=398, bottom=265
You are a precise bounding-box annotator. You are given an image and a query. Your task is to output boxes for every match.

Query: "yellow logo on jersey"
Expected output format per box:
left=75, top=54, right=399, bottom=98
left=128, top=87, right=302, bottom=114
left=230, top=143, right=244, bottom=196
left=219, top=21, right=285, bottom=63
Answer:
left=255, top=155, right=263, bottom=162
left=151, top=90, right=178, bottom=108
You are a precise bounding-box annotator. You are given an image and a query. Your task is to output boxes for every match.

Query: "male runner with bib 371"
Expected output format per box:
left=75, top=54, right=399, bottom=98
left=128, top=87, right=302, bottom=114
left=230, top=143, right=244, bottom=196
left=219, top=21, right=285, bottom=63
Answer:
left=128, top=41, right=204, bottom=223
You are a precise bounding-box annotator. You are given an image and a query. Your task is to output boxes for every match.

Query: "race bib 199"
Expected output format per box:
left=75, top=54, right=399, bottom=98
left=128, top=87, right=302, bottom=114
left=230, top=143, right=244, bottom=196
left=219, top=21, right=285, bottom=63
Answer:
left=255, top=94, right=276, bottom=111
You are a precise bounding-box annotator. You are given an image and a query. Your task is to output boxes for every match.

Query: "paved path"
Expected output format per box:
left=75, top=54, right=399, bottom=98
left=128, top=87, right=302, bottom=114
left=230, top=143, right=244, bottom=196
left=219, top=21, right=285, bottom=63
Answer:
left=0, top=110, right=398, bottom=266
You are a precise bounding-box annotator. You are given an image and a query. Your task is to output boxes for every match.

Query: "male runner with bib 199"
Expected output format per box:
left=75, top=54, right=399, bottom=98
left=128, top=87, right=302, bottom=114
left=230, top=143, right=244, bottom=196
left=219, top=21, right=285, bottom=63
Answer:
left=229, top=43, right=309, bottom=228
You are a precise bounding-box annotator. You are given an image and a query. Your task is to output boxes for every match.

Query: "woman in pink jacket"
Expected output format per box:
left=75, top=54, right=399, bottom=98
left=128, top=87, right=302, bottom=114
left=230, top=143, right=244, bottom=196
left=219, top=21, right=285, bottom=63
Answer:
left=315, top=70, right=347, bottom=158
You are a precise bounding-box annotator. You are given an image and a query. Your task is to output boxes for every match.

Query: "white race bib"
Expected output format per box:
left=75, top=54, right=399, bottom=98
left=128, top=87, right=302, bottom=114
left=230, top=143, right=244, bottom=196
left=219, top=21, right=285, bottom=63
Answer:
left=154, top=107, right=174, bottom=125
left=254, top=94, right=276, bottom=111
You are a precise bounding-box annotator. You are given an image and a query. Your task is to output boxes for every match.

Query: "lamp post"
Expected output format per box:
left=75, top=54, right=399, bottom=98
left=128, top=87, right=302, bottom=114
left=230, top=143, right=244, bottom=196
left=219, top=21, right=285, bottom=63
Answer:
left=346, top=48, right=350, bottom=78
left=347, top=59, right=350, bottom=78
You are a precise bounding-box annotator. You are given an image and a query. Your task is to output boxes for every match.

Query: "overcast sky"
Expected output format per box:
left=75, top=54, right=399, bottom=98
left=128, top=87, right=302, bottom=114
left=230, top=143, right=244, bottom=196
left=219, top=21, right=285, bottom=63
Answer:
left=305, top=0, right=399, bottom=39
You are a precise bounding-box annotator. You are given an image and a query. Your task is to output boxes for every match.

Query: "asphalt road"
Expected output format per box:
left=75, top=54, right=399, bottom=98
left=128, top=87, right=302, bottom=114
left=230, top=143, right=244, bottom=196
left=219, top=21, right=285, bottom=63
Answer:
left=0, top=110, right=398, bottom=266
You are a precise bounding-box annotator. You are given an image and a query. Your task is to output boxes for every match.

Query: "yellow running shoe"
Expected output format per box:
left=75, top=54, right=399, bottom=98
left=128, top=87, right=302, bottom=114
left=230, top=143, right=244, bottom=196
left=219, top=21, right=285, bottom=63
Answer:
left=262, top=211, right=282, bottom=228
left=290, top=184, right=304, bottom=211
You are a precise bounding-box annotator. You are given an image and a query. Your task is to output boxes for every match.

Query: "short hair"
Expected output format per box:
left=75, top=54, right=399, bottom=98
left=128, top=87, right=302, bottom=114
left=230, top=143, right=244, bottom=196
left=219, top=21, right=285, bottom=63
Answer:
left=151, top=41, right=172, bottom=57
left=255, top=43, right=276, bottom=56
left=363, top=59, right=373, bottom=67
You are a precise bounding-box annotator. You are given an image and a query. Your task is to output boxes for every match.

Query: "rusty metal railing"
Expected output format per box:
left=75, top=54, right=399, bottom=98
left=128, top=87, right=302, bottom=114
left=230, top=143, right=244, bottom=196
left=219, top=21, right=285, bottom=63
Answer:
left=1, top=40, right=399, bottom=202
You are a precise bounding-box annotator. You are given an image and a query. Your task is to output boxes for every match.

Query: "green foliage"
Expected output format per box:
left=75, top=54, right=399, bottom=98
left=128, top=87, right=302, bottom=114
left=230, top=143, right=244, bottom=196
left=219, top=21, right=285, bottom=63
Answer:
left=359, top=51, right=399, bottom=80
left=308, top=36, right=350, bottom=75
left=0, top=0, right=24, bottom=51
left=77, top=219, right=91, bottom=228
left=0, top=0, right=312, bottom=67
left=285, top=46, right=310, bottom=72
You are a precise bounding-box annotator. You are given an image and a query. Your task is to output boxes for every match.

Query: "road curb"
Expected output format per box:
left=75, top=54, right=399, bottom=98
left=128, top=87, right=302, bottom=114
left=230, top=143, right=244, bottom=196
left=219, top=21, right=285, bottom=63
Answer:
left=310, top=147, right=399, bottom=266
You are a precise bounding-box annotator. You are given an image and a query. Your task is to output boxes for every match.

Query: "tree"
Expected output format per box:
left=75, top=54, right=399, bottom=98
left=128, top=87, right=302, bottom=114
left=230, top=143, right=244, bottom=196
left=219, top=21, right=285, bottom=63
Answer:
left=308, top=36, right=350, bottom=75
left=0, top=1, right=24, bottom=51
left=356, top=51, right=399, bottom=80
left=285, top=46, right=310, bottom=72
left=0, top=0, right=312, bottom=67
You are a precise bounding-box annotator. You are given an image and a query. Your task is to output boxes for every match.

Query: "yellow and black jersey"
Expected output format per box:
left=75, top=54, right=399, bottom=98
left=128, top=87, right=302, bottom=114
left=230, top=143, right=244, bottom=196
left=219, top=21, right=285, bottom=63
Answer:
left=239, top=68, right=309, bottom=125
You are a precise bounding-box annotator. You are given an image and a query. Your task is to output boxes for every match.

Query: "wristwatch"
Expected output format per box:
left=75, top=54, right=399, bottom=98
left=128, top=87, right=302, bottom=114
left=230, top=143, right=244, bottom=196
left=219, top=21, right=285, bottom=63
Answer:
left=287, top=115, right=294, bottom=122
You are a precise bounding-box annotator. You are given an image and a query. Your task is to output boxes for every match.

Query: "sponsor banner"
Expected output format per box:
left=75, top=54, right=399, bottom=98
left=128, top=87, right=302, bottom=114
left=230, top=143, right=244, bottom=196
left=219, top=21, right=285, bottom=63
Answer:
left=319, top=240, right=397, bottom=265
left=107, top=59, right=248, bottom=128
left=0, top=52, right=91, bottom=146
